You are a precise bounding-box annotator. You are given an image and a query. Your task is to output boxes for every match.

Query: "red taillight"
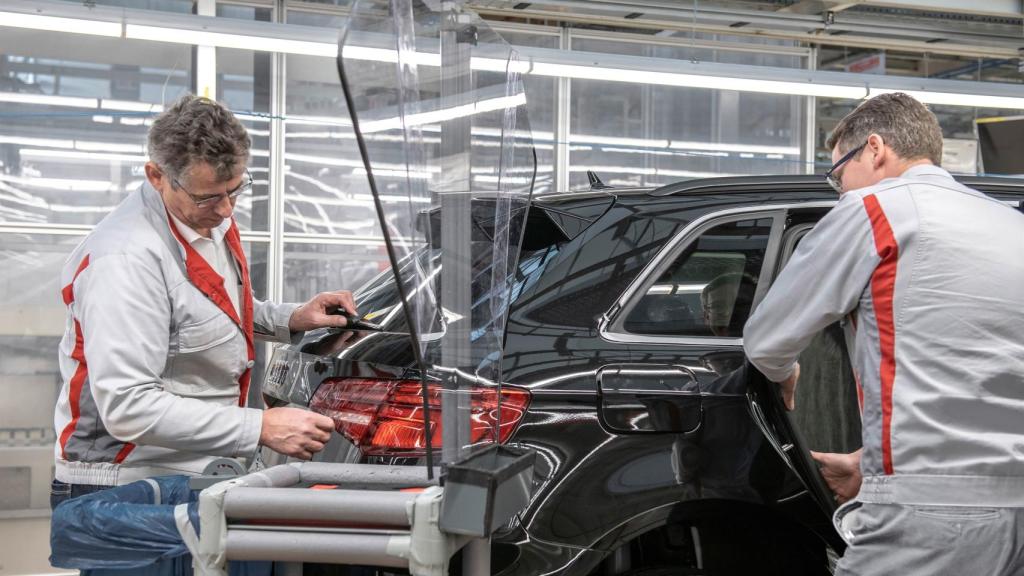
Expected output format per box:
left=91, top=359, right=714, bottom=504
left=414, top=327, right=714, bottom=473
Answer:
left=309, top=378, right=530, bottom=455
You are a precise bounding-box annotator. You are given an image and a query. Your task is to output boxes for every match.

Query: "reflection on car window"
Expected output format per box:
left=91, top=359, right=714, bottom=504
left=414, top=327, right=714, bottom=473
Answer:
left=354, top=244, right=560, bottom=334
left=623, top=217, right=771, bottom=337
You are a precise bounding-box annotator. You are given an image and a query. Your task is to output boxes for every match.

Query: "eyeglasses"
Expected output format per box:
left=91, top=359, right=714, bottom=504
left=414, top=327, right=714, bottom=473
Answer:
left=171, top=169, right=253, bottom=208
left=825, top=142, right=866, bottom=194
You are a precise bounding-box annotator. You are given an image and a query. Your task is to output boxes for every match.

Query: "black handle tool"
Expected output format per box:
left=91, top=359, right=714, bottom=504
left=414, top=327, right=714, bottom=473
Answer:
left=329, top=308, right=383, bottom=331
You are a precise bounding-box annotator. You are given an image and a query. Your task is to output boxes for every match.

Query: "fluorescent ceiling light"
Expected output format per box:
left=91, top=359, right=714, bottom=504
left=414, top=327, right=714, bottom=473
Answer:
left=74, top=141, right=145, bottom=154
left=359, top=93, right=527, bottom=133
left=352, top=167, right=433, bottom=180
left=530, top=61, right=870, bottom=100
left=0, top=136, right=74, bottom=149
left=869, top=88, right=1024, bottom=110
left=568, top=133, right=800, bottom=156
left=19, top=149, right=148, bottom=163
left=125, top=24, right=336, bottom=57
left=286, top=116, right=351, bottom=127
left=100, top=99, right=163, bottom=113
left=0, top=135, right=144, bottom=154
left=2, top=4, right=1022, bottom=111
left=0, top=174, right=116, bottom=192
left=234, top=113, right=273, bottom=123
left=0, top=11, right=121, bottom=37
left=342, top=45, right=440, bottom=67
left=0, top=92, right=168, bottom=114
left=569, top=165, right=728, bottom=179
left=668, top=140, right=800, bottom=156
left=0, top=92, right=97, bottom=109
left=284, top=153, right=363, bottom=168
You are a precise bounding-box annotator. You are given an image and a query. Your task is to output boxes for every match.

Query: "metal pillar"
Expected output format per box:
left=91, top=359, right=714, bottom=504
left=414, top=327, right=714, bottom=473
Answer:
left=804, top=46, right=818, bottom=175
left=195, top=0, right=216, bottom=99
left=439, top=1, right=474, bottom=465
left=555, top=27, right=571, bottom=193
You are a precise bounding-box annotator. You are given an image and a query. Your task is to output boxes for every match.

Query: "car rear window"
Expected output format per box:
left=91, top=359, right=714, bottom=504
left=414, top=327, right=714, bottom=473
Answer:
left=623, top=217, right=772, bottom=337
left=354, top=243, right=560, bottom=334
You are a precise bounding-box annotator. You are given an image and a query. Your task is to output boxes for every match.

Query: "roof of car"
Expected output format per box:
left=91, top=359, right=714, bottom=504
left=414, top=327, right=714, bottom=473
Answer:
left=533, top=173, right=1024, bottom=203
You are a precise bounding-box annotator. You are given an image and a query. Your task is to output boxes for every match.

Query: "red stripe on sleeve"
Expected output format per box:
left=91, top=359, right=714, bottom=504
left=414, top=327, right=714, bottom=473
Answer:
left=58, top=320, right=88, bottom=460
left=61, top=255, right=90, bottom=305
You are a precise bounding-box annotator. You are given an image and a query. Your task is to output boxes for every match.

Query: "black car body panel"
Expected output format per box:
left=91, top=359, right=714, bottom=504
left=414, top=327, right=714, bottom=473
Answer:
left=264, top=175, right=1024, bottom=575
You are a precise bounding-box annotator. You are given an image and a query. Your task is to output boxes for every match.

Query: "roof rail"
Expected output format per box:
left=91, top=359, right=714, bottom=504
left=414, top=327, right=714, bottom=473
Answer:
left=649, top=173, right=1024, bottom=197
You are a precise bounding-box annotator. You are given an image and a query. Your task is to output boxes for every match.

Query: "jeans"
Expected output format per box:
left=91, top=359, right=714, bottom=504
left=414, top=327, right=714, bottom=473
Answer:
left=50, top=480, right=271, bottom=576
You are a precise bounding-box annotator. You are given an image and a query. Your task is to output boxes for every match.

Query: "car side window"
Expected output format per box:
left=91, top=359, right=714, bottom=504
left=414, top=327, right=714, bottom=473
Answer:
left=622, top=217, right=772, bottom=337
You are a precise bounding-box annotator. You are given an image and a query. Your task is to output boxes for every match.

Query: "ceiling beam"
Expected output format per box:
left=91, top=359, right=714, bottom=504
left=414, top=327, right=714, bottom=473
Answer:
left=472, top=5, right=1024, bottom=60
left=775, top=0, right=860, bottom=15
left=855, top=0, right=1022, bottom=19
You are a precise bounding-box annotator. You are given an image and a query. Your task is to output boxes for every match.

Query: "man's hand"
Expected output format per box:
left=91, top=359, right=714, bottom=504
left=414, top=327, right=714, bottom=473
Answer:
left=778, top=362, right=800, bottom=411
left=811, top=449, right=863, bottom=504
left=288, top=290, right=357, bottom=332
left=260, top=407, right=335, bottom=460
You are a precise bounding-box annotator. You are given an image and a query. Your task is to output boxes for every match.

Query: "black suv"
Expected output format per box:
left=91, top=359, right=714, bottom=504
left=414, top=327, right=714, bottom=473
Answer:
left=262, top=174, right=1024, bottom=576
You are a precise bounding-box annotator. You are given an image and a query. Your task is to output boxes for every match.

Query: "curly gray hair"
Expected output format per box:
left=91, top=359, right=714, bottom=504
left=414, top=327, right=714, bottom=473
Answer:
left=147, top=94, right=250, bottom=183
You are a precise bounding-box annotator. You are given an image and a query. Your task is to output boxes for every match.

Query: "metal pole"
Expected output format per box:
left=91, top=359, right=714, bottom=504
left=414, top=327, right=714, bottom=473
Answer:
left=555, top=27, right=571, bottom=193
left=804, top=46, right=818, bottom=175
left=439, top=0, right=474, bottom=465
left=463, top=537, right=491, bottom=575
left=195, top=0, right=216, bottom=99
left=297, top=462, right=440, bottom=487
left=223, top=488, right=417, bottom=525
left=225, top=530, right=410, bottom=567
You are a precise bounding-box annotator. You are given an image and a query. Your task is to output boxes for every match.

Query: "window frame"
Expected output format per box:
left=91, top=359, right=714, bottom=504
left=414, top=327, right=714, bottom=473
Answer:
left=599, top=201, right=837, bottom=346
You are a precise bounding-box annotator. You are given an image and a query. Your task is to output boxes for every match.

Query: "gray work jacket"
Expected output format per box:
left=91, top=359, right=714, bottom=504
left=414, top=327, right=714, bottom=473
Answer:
left=55, top=183, right=299, bottom=486
left=745, top=164, right=1024, bottom=506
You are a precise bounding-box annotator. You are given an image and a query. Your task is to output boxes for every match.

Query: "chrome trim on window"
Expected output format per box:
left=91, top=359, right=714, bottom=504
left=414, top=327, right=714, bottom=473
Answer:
left=598, top=200, right=838, bottom=347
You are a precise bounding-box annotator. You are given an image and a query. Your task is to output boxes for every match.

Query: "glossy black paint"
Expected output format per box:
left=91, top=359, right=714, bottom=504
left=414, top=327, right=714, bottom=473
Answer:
left=265, top=175, right=1024, bottom=575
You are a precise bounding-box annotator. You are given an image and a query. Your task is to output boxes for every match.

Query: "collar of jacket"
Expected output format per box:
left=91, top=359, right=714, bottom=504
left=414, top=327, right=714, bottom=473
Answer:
left=141, top=182, right=257, bottom=407
left=900, top=163, right=953, bottom=180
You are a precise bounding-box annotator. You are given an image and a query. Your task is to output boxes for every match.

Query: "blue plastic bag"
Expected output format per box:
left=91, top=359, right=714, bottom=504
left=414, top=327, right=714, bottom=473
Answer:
left=50, top=475, right=200, bottom=570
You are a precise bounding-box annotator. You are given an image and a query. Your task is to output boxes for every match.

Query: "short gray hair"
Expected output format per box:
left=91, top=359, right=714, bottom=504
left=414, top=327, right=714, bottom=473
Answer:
left=826, top=92, right=943, bottom=166
left=148, top=94, right=250, bottom=183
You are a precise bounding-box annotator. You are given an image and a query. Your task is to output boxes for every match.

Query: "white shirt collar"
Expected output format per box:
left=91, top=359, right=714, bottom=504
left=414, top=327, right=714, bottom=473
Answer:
left=168, top=210, right=231, bottom=246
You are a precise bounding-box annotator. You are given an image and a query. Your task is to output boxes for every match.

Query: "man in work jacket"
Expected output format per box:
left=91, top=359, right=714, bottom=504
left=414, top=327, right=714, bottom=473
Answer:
left=54, top=95, right=352, bottom=500
left=744, top=92, right=1024, bottom=574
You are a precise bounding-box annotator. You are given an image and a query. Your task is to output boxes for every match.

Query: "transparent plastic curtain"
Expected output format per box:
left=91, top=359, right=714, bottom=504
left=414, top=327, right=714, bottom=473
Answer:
left=337, top=0, right=536, bottom=464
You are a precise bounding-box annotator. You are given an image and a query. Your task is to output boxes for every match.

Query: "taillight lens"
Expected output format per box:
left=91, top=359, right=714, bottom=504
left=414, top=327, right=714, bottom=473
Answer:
left=309, top=378, right=530, bottom=455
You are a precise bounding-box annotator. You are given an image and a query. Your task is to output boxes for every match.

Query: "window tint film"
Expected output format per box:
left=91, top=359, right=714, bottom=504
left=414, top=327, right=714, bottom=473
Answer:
left=792, top=323, right=863, bottom=454
left=784, top=229, right=862, bottom=454
left=624, top=217, right=772, bottom=337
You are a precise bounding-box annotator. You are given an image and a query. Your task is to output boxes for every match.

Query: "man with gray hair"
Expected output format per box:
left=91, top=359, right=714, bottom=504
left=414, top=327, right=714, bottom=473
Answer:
left=53, top=95, right=353, bottom=515
left=744, top=92, right=1024, bottom=574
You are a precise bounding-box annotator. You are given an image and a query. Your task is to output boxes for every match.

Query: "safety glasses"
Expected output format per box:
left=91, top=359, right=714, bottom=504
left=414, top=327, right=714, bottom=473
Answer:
left=825, top=142, right=866, bottom=194
left=171, top=169, right=253, bottom=208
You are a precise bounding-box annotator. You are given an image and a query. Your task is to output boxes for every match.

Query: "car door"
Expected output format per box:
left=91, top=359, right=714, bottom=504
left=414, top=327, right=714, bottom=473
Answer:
left=600, top=200, right=845, bottom=531
left=742, top=203, right=865, bottom=523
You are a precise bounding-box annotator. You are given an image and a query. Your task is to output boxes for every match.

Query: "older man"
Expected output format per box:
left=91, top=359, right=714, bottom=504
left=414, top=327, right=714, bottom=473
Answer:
left=744, top=93, right=1024, bottom=574
left=53, top=95, right=351, bottom=507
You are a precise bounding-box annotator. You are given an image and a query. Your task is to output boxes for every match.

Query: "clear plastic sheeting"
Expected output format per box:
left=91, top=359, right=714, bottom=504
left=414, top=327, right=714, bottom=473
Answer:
left=338, top=0, right=536, bottom=462
left=264, top=346, right=339, bottom=407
